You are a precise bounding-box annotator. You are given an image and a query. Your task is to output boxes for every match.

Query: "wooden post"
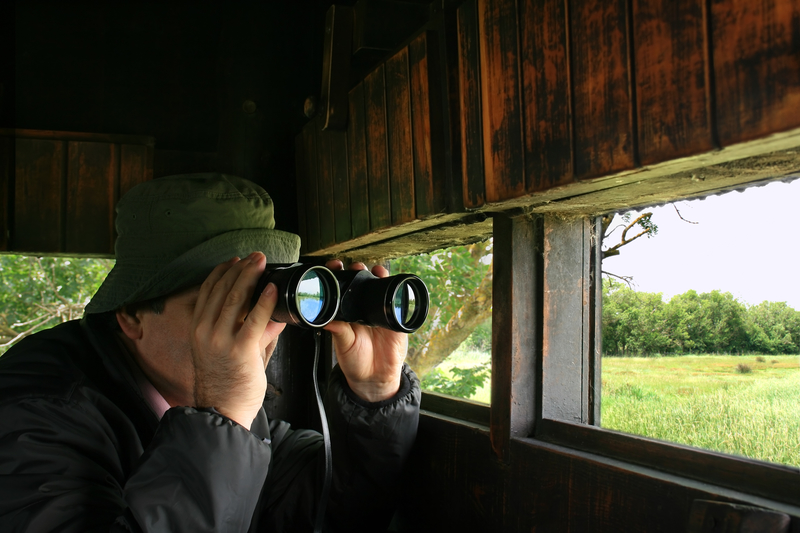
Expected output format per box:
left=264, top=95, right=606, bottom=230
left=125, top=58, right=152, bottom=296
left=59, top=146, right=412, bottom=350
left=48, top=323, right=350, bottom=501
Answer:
left=490, top=212, right=543, bottom=462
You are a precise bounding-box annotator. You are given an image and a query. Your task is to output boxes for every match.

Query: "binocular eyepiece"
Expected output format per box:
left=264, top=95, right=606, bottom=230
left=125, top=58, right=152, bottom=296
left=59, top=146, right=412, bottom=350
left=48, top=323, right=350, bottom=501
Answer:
left=250, top=263, right=429, bottom=333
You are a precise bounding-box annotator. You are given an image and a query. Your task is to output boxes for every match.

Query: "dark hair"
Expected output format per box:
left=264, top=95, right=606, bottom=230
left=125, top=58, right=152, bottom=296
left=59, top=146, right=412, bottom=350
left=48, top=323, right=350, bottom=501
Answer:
left=102, top=295, right=168, bottom=332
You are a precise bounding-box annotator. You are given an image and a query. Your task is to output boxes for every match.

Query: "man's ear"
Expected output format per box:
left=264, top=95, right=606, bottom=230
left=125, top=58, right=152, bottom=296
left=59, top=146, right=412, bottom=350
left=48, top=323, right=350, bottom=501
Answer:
left=116, top=308, right=144, bottom=341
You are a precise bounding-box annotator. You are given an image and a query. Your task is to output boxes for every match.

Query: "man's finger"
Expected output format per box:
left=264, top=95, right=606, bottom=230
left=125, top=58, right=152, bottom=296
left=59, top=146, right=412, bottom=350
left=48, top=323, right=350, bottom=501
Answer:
left=199, top=253, right=257, bottom=326
left=242, top=281, right=279, bottom=343
left=371, top=264, right=389, bottom=278
left=215, top=252, right=266, bottom=331
left=194, top=257, right=238, bottom=320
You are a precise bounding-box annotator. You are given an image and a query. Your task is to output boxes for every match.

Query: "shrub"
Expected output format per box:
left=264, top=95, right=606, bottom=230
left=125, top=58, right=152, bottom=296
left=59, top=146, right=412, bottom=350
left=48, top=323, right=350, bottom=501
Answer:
left=756, top=356, right=766, bottom=363
left=736, top=363, right=753, bottom=374
left=421, top=364, right=490, bottom=399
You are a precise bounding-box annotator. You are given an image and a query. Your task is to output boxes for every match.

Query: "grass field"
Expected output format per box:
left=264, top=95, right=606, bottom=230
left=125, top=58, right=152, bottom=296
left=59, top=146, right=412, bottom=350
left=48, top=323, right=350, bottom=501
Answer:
left=427, top=351, right=800, bottom=468
left=602, top=354, right=800, bottom=467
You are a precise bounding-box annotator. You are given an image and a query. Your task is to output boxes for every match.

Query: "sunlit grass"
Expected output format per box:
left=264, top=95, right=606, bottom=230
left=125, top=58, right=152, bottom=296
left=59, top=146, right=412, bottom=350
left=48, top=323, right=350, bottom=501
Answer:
left=602, top=355, right=800, bottom=467
left=426, top=347, right=492, bottom=404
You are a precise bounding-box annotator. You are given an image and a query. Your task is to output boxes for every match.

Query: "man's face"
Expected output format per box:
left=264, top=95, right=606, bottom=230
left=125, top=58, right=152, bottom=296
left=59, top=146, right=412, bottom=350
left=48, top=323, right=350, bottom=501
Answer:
left=125, top=285, right=283, bottom=407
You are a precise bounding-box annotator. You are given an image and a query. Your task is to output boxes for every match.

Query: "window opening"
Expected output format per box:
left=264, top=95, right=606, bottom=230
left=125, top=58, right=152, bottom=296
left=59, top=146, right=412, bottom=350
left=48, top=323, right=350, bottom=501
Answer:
left=599, top=179, right=800, bottom=468
left=0, top=255, right=115, bottom=355
left=391, top=236, right=493, bottom=404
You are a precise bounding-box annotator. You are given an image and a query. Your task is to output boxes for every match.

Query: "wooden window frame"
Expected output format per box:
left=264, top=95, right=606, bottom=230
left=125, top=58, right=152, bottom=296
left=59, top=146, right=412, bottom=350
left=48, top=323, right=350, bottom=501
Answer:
left=420, top=209, right=800, bottom=511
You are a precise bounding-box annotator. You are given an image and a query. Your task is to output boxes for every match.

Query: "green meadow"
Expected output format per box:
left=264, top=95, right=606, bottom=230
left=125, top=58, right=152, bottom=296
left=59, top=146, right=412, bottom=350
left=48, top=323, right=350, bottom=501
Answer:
left=602, top=355, right=800, bottom=467
left=427, top=351, right=800, bottom=468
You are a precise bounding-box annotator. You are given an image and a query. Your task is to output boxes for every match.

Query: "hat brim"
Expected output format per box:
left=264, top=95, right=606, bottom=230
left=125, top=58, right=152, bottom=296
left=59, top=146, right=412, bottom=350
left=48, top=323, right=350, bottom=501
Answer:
left=85, top=228, right=301, bottom=314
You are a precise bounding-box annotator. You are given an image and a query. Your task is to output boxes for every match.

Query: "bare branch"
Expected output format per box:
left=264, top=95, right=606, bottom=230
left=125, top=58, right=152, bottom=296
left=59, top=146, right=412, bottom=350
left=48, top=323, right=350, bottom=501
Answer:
left=602, top=271, right=635, bottom=288
left=673, top=204, right=699, bottom=224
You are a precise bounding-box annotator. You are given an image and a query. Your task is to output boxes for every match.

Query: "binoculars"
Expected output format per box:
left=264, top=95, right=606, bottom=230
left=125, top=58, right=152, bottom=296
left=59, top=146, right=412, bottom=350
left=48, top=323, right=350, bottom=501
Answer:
left=250, top=263, right=429, bottom=333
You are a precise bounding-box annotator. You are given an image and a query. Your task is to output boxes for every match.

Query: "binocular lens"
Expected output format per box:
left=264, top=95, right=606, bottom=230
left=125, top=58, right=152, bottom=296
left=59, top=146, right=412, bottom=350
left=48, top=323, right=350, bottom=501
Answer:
left=297, top=270, right=325, bottom=322
left=393, top=283, right=417, bottom=326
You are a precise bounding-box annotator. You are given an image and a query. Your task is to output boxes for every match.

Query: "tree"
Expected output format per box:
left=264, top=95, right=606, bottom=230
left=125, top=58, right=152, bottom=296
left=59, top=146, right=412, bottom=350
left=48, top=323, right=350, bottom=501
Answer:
left=391, top=240, right=493, bottom=378
left=0, top=255, right=114, bottom=354
left=745, top=301, right=800, bottom=354
left=602, top=278, right=672, bottom=355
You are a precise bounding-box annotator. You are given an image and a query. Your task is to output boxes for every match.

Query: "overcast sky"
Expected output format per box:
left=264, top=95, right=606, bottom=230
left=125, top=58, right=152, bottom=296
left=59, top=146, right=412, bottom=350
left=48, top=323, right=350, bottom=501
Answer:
left=602, top=177, right=800, bottom=310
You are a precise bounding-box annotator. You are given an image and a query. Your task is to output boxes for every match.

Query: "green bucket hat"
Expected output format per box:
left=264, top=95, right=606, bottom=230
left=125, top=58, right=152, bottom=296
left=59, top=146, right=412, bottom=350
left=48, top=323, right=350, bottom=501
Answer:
left=85, top=173, right=301, bottom=314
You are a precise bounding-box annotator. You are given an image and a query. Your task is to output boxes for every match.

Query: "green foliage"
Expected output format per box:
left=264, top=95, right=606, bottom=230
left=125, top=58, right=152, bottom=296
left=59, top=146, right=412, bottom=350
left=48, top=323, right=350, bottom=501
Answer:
left=463, top=318, right=491, bottom=352
left=0, top=254, right=114, bottom=354
left=745, top=301, right=800, bottom=354
left=602, top=278, right=797, bottom=356
left=391, top=240, right=493, bottom=359
left=421, top=363, right=490, bottom=399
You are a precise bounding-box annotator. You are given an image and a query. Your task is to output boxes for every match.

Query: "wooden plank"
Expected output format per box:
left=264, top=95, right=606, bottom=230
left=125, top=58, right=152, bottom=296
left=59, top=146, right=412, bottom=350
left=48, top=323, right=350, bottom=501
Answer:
left=14, top=138, right=65, bottom=253
left=347, top=83, right=370, bottom=239
left=385, top=47, right=415, bottom=225
left=491, top=213, right=542, bottom=461
left=633, top=0, right=714, bottom=165
left=65, top=141, right=116, bottom=254
left=519, top=0, right=573, bottom=191
left=687, top=500, right=790, bottom=533
left=540, top=418, right=800, bottom=509
left=409, top=31, right=446, bottom=218
left=302, top=119, right=321, bottom=254
left=0, top=128, right=154, bottom=147
left=294, top=134, right=308, bottom=254
left=457, top=0, right=486, bottom=209
left=712, top=0, right=800, bottom=146
left=541, top=215, right=592, bottom=423
left=329, top=131, right=351, bottom=244
left=0, top=135, right=10, bottom=250
left=320, top=5, right=354, bottom=131
left=364, top=64, right=392, bottom=231
left=317, top=126, right=336, bottom=249
left=478, top=0, right=525, bottom=202
left=119, top=143, right=150, bottom=198
left=570, top=0, right=636, bottom=178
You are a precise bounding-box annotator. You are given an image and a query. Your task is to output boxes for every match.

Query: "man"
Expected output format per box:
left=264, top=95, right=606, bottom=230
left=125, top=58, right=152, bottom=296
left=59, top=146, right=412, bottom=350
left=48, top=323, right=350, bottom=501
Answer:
left=0, top=173, right=420, bottom=532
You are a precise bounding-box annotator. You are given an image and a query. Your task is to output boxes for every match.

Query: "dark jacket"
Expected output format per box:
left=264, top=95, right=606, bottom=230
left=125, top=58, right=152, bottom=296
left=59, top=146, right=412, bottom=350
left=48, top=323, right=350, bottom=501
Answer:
left=0, top=317, right=420, bottom=532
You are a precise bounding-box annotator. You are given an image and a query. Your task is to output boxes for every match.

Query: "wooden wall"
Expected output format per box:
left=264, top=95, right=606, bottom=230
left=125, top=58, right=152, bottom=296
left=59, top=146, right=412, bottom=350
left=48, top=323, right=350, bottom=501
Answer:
left=295, top=0, right=800, bottom=258
left=0, top=129, right=154, bottom=256
left=296, top=30, right=449, bottom=256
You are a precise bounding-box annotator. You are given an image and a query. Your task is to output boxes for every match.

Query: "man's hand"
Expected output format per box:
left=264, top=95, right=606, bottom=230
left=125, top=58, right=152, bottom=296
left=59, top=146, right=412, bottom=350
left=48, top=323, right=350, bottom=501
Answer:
left=323, top=260, right=408, bottom=403
left=191, top=252, right=285, bottom=430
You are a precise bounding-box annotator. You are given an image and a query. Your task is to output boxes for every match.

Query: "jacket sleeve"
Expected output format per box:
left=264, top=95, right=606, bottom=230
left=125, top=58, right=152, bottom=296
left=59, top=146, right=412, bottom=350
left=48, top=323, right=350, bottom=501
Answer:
left=0, top=396, right=272, bottom=533
left=121, top=407, right=272, bottom=532
left=255, top=363, right=421, bottom=532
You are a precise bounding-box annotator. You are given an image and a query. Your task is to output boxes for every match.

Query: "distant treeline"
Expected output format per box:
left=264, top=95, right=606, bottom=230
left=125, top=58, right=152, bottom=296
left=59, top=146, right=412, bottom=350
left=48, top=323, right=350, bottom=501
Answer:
left=602, top=279, right=800, bottom=356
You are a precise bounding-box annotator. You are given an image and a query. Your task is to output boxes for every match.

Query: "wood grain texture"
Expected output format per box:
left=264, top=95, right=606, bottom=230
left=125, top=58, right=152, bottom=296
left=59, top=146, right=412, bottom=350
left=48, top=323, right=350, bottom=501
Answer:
left=385, top=47, right=416, bottom=225
left=633, top=0, right=714, bottom=165
left=395, top=414, right=781, bottom=533
left=294, top=134, right=308, bottom=254
left=409, top=31, right=446, bottom=218
left=457, top=0, right=486, bottom=208
left=13, top=138, right=65, bottom=253
left=491, top=213, right=542, bottom=461
left=317, top=125, right=336, bottom=249
left=66, top=141, right=116, bottom=253
left=119, top=144, right=150, bottom=198
left=364, top=65, right=392, bottom=230
left=479, top=0, right=525, bottom=202
left=519, top=0, right=574, bottom=190
left=571, top=0, right=636, bottom=178
left=712, top=0, right=800, bottom=146
left=542, top=215, right=592, bottom=424
left=329, top=130, right=351, bottom=244
left=0, top=136, right=10, bottom=250
left=347, top=82, right=371, bottom=239
left=301, top=118, right=321, bottom=253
